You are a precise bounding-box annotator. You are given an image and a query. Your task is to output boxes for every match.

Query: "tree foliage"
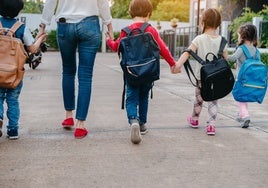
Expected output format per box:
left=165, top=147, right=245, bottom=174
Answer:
left=229, top=5, right=268, bottom=47
left=21, top=0, right=44, bottom=14
left=111, top=0, right=131, bottom=19
left=151, top=0, right=189, bottom=22
left=259, top=5, right=268, bottom=48
left=111, top=0, right=189, bottom=22
left=219, top=0, right=245, bottom=21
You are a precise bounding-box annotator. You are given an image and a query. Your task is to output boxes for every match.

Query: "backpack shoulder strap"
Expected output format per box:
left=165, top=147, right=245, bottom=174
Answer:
left=255, top=48, right=261, bottom=60
left=122, top=22, right=150, bottom=35
left=183, top=49, right=205, bottom=65
left=241, top=45, right=261, bottom=60
left=240, top=45, right=254, bottom=59
left=6, top=21, right=24, bottom=37
left=218, top=37, right=227, bottom=57
left=140, top=22, right=150, bottom=32
left=122, top=26, right=131, bottom=35
left=183, top=59, right=199, bottom=87
left=121, top=75, right=126, bottom=110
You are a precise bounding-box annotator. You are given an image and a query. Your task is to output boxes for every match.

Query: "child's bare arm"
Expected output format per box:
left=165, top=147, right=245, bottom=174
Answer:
left=173, top=44, right=197, bottom=73
left=222, top=50, right=228, bottom=60
left=27, top=33, right=47, bottom=54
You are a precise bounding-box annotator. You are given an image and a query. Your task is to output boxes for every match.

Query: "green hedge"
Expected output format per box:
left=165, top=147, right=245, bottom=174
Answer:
left=46, top=30, right=58, bottom=50
left=261, top=53, right=268, bottom=65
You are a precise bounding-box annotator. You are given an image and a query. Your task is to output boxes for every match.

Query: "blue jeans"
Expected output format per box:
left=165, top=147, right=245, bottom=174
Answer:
left=57, top=16, right=101, bottom=121
left=0, top=81, right=23, bottom=130
left=126, top=82, right=153, bottom=125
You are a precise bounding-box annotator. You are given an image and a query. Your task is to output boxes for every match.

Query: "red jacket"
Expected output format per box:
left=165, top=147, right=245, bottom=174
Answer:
left=106, top=22, right=176, bottom=67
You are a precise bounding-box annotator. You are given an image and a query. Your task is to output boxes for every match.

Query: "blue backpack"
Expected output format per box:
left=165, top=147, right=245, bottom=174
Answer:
left=232, top=45, right=268, bottom=103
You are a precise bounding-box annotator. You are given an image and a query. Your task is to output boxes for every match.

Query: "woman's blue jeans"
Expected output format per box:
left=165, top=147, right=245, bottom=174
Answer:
left=126, top=82, right=153, bottom=125
left=57, top=16, right=101, bottom=121
left=0, top=81, right=23, bottom=130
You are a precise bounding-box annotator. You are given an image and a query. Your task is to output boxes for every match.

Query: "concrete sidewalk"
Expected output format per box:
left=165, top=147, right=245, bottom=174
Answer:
left=0, top=52, right=268, bottom=188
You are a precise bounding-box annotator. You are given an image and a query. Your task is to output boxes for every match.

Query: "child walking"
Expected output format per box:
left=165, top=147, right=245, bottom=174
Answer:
left=106, top=0, right=178, bottom=144
left=227, top=23, right=259, bottom=128
left=175, top=8, right=228, bottom=135
left=0, top=0, right=46, bottom=139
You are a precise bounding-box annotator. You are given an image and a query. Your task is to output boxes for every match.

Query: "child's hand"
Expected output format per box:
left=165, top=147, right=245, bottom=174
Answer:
left=105, top=31, right=114, bottom=41
left=171, top=63, right=182, bottom=74
left=106, top=23, right=114, bottom=40
left=36, top=24, right=46, bottom=40
left=38, top=33, right=47, bottom=43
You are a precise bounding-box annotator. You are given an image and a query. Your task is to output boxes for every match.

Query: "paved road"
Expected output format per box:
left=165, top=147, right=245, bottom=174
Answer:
left=0, top=52, right=267, bottom=188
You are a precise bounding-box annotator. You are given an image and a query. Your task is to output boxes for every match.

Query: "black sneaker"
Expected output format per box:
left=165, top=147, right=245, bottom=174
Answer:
left=140, top=123, right=148, bottom=135
left=0, top=119, right=3, bottom=137
left=7, top=128, right=19, bottom=140
left=130, top=119, right=141, bottom=144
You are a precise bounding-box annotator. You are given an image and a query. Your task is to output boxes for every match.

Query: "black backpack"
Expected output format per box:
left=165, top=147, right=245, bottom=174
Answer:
left=118, top=22, right=160, bottom=109
left=183, top=37, right=235, bottom=101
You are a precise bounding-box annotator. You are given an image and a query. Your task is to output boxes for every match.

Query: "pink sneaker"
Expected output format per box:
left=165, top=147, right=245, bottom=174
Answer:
left=187, top=116, right=199, bottom=128
left=206, top=125, right=215, bottom=135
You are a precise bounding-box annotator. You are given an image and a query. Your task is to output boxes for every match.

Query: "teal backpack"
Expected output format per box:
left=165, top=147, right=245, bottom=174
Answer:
left=232, top=45, right=268, bottom=103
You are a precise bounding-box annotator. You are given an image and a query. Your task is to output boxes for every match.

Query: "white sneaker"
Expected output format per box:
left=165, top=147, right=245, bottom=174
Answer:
left=236, top=115, right=250, bottom=128
left=241, top=117, right=250, bottom=128
left=130, top=122, right=142, bottom=144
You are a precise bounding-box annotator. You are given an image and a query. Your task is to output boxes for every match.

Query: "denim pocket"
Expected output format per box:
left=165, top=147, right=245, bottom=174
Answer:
left=57, top=22, right=67, bottom=38
left=79, top=18, right=101, bottom=41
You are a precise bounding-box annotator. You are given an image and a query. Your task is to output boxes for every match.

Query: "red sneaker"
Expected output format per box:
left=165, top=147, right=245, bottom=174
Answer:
left=62, top=118, right=74, bottom=128
left=74, top=128, right=88, bottom=139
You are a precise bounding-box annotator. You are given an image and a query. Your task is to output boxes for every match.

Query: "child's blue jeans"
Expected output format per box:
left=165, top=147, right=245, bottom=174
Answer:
left=0, top=81, right=23, bottom=130
left=126, top=82, right=153, bottom=125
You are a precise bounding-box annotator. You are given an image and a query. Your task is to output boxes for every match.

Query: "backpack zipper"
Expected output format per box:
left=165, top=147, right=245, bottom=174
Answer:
left=243, top=83, right=265, bottom=89
left=126, top=58, right=156, bottom=77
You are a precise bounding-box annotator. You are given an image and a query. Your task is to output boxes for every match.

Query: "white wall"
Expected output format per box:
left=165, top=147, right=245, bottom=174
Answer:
left=18, top=13, right=57, bottom=31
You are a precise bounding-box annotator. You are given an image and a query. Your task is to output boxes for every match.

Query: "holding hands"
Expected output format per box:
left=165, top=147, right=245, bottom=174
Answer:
left=105, top=23, right=114, bottom=41
left=171, top=62, right=182, bottom=74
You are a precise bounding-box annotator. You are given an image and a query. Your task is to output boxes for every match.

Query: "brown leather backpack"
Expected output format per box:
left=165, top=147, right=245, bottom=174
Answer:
left=0, top=21, right=28, bottom=89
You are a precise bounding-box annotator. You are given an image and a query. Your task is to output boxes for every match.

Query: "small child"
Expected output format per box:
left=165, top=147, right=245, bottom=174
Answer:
left=227, top=23, right=259, bottom=128
left=0, top=0, right=46, bottom=139
left=175, top=8, right=228, bottom=135
left=106, top=0, right=178, bottom=144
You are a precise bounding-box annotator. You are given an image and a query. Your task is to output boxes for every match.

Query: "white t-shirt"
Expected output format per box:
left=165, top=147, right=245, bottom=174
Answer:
left=41, top=0, right=112, bottom=25
left=192, top=34, right=227, bottom=79
left=23, top=26, right=35, bottom=46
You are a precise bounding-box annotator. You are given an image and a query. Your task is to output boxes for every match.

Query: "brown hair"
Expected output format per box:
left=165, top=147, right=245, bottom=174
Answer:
left=238, top=23, right=258, bottom=47
left=129, top=0, right=153, bottom=18
left=201, top=8, right=221, bottom=32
